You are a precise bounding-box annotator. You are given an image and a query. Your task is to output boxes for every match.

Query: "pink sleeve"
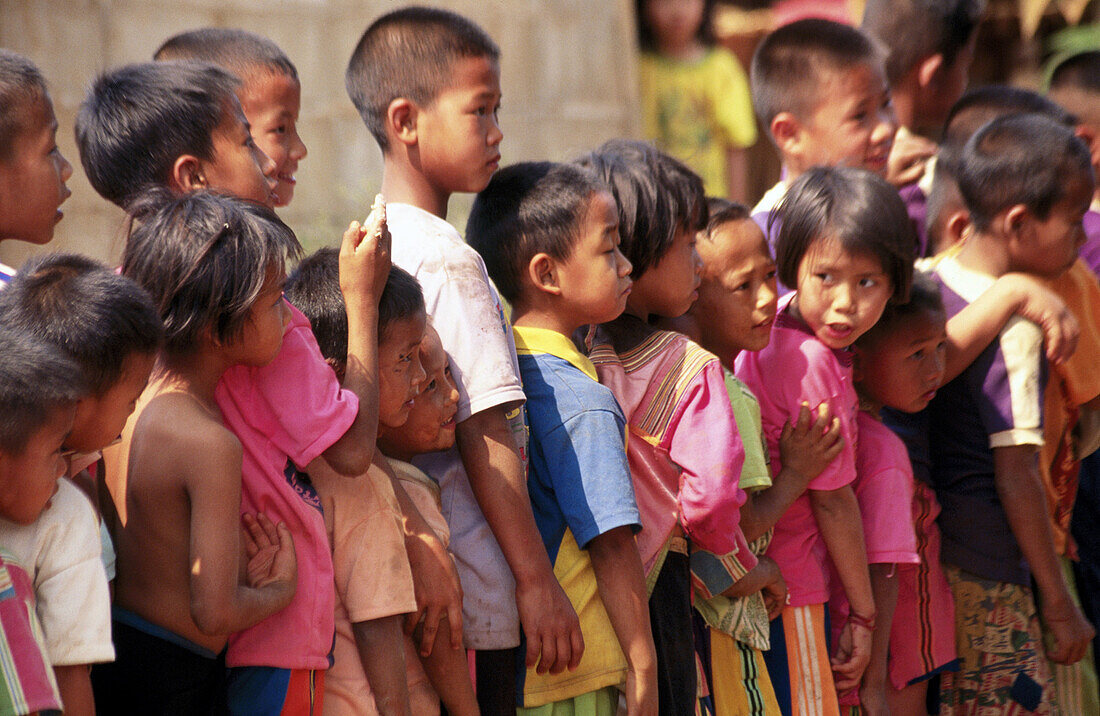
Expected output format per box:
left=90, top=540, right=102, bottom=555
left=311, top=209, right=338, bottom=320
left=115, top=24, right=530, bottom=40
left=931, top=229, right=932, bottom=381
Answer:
left=217, top=304, right=359, bottom=468
left=790, top=350, right=857, bottom=492
left=666, top=360, right=755, bottom=567
left=855, top=436, right=919, bottom=565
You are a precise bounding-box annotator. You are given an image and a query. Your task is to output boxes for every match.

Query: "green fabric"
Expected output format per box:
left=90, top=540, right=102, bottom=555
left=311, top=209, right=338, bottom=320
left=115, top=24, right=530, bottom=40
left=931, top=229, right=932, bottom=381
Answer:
left=516, top=685, right=620, bottom=716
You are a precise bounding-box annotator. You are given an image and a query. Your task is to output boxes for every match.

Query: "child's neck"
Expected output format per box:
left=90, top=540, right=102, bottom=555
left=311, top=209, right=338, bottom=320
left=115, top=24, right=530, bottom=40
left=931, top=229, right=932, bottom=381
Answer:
left=156, top=350, right=232, bottom=409
left=512, top=306, right=580, bottom=339
left=956, top=229, right=1011, bottom=277
left=382, top=155, right=451, bottom=219
left=658, top=38, right=705, bottom=62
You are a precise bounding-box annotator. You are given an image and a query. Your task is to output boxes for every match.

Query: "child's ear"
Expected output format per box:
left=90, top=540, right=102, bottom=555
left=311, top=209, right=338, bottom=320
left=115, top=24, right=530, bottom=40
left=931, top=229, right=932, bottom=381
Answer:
left=770, top=112, right=802, bottom=158
left=386, top=98, right=418, bottom=147
left=944, top=210, right=970, bottom=249
left=917, top=53, right=945, bottom=91
left=1003, top=204, right=1030, bottom=237
left=527, top=253, right=562, bottom=296
left=170, top=155, right=206, bottom=194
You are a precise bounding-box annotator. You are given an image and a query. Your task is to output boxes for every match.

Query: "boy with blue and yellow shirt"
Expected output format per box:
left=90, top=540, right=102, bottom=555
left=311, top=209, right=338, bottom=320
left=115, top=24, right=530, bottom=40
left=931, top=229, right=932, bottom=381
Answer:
left=468, top=161, right=657, bottom=714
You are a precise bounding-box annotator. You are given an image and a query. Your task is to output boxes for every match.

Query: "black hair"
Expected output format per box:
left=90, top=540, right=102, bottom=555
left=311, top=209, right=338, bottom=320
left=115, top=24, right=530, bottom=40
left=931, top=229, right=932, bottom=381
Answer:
left=0, top=325, right=84, bottom=455
left=285, top=248, right=425, bottom=367
left=924, top=158, right=966, bottom=253
left=704, top=198, right=752, bottom=237
left=0, top=49, right=47, bottom=161
left=121, top=190, right=300, bottom=356
left=154, top=28, right=298, bottom=84
left=857, top=271, right=945, bottom=348
left=0, top=254, right=162, bottom=395
left=957, top=113, right=1092, bottom=232
left=861, top=0, right=984, bottom=84
left=775, top=166, right=915, bottom=302
left=635, top=0, right=716, bottom=53
left=75, top=61, right=240, bottom=210
left=346, top=6, right=499, bottom=152
left=1049, top=50, right=1100, bottom=94
left=750, top=18, right=883, bottom=127
left=576, top=139, right=706, bottom=279
left=466, top=161, right=607, bottom=305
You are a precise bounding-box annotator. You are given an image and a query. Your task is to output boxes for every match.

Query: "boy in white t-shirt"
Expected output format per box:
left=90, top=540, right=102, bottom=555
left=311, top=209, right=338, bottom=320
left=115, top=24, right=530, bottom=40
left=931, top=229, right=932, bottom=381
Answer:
left=345, top=7, right=582, bottom=711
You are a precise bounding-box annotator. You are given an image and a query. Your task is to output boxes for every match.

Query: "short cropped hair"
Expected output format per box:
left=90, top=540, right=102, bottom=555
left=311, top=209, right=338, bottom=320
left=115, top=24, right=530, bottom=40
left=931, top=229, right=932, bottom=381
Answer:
left=635, top=0, right=715, bottom=53
left=76, top=61, right=240, bottom=210
left=346, top=6, right=499, bottom=151
left=0, top=49, right=47, bottom=161
left=0, top=254, right=162, bottom=395
left=154, top=28, right=298, bottom=84
left=1049, top=51, right=1100, bottom=94
left=576, top=139, right=706, bottom=279
left=704, top=198, right=752, bottom=237
left=466, top=162, right=606, bottom=305
left=0, top=326, right=84, bottom=455
left=775, top=166, right=915, bottom=302
left=751, top=19, right=883, bottom=126
left=857, top=271, right=945, bottom=348
left=285, top=248, right=425, bottom=366
left=121, top=190, right=300, bottom=356
left=957, top=114, right=1092, bottom=232
left=861, top=0, right=984, bottom=84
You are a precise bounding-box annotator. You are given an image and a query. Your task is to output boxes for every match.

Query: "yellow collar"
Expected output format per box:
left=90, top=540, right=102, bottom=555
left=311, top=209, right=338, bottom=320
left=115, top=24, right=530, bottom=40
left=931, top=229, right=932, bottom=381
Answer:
left=513, top=325, right=598, bottom=381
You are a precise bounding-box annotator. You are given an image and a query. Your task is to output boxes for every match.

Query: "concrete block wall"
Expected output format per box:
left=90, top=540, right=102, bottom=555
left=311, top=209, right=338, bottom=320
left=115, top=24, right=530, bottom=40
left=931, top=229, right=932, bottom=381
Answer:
left=1, top=0, right=641, bottom=267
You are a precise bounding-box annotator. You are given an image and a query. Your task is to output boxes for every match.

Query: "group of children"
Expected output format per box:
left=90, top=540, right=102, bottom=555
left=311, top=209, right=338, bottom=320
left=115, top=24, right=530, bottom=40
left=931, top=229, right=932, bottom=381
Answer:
left=1, top=2, right=1100, bottom=715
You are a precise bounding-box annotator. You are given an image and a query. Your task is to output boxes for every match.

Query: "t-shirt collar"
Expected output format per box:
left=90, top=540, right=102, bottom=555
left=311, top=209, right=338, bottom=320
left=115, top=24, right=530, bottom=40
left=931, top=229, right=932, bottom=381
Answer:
left=513, top=325, right=598, bottom=381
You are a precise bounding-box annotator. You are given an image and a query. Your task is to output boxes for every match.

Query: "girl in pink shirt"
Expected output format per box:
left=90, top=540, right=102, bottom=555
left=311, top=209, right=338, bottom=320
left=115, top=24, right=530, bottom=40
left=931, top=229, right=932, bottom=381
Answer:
left=735, top=166, right=915, bottom=716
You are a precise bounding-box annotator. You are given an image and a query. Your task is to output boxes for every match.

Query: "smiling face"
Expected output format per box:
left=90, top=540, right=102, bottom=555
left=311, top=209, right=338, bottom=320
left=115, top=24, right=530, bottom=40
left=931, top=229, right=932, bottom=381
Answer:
left=67, top=351, right=155, bottom=454
left=856, top=308, right=947, bottom=414
left=0, top=93, right=73, bottom=244
left=553, top=191, right=633, bottom=328
left=0, top=403, right=74, bottom=525
left=379, top=326, right=459, bottom=460
left=415, top=55, right=503, bottom=198
left=238, top=72, right=307, bottom=207
left=794, top=62, right=896, bottom=177
left=792, top=235, right=893, bottom=350
left=692, top=218, right=778, bottom=359
left=627, top=224, right=702, bottom=320
left=201, top=100, right=278, bottom=208
left=378, top=311, right=428, bottom=428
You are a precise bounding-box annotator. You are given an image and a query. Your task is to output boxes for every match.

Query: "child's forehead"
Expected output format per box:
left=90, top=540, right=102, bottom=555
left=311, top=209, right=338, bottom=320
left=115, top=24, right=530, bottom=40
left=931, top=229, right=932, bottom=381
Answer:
left=805, top=60, right=886, bottom=109
left=438, top=53, right=500, bottom=97
left=238, top=68, right=300, bottom=108
left=701, top=219, right=769, bottom=264
left=381, top=310, right=428, bottom=347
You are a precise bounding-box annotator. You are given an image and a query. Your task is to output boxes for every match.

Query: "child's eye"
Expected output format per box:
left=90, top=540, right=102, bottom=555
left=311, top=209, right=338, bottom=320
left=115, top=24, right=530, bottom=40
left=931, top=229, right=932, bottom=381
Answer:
left=426, top=379, right=438, bottom=392
left=815, top=272, right=834, bottom=284
left=765, top=269, right=777, bottom=281
left=734, top=281, right=750, bottom=292
left=859, top=277, right=878, bottom=288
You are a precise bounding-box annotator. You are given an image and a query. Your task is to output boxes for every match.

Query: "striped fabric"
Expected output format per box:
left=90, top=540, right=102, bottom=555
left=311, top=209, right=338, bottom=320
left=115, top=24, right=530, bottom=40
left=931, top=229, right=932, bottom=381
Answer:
left=763, top=604, right=840, bottom=716
left=0, top=549, right=62, bottom=715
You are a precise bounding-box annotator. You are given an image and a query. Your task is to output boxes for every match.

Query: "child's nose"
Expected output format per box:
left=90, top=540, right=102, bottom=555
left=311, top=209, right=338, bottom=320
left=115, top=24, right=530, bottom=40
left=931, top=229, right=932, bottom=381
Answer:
left=832, top=283, right=857, bottom=313
left=58, top=151, right=73, bottom=182
left=291, top=129, right=307, bottom=161
left=616, top=247, right=633, bottom=278
left=487, top=117, right=503, bottom=147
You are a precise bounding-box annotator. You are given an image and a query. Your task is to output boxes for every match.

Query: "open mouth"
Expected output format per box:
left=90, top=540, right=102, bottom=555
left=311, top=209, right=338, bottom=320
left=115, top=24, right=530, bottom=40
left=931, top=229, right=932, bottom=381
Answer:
left=277, top=171, right=296, bottom=186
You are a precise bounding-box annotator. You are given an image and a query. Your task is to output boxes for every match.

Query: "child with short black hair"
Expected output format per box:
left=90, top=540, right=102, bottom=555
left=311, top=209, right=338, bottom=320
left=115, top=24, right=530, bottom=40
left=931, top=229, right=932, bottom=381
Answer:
left=0, top=253, right=162, bottom=716
left=154, top=28, right=307, bottom=207
left=0, top=325, right=84, bottom=716
left=0, top=49, right=72, bottom=277
left=929, top=113, right=1096, bottom=713
left=846, top=275, right=953, bottom=716
left=469, top=160, right=657, bottom=713
left=577, top=139, right=760, bottom=714
left=94, top=191, right=301, bottom=713
left=736, top=166, right=915, bottom=715
left=666, top=199, right=843, bottom=716
left=346, top=10, right=581, bottom=710
left=749, top=19, right=897, bottom=271
left=75, top=61, right=276, bottom=210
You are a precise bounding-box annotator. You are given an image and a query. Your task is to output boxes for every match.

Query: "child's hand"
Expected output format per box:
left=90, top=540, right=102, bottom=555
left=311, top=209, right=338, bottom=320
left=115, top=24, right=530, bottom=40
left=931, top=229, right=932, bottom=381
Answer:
left=831, top=618, right=873, bottom=691
left=759, top=557, right=788, bottom=620
left=1000, top=273, right=1079, bottom=366
left=779, top=402, right=844, bottom=486
left=339, top=194, right=392, bottom=309
left=1042, top=597, right=1095, bottom=664
left=404, top=530, right=464, bottom=657
left=242, top=512, right=297, bottom=591
left=886, top=126, right=936, bottom=188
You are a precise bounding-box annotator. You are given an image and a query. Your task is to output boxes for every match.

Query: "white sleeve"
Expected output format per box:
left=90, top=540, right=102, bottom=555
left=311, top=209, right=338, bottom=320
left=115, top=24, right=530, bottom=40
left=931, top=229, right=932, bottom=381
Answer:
left=34, top=481, right=115, bottom=665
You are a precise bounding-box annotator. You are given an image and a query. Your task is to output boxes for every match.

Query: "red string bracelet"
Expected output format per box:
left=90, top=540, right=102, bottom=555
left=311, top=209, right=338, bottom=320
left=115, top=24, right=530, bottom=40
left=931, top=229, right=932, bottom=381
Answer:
left=848, top=611, right=876, bottom=632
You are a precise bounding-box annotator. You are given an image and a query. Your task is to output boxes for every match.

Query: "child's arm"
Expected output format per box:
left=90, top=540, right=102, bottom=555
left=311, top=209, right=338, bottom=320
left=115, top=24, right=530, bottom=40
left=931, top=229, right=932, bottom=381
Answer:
left=323, top=203, right=391, bottom=476
left=811, top=485, right=874, bottom=685
left=53, top=664, right=94, bottom=716
left=415, top=615, right=478, bottom=716
left=740, top=402, right=843, bottom=542
left=944, top=273, right=1078, bottom=383
left=455, top=404, right=583, bottom=675
left=994, top=445, right=1094, bottom=664
left=188, top=433, right=296, bottom=636
left=855, top=564, right=899, bottom=713
left=588, top=525, right=658, bottom=716
left=352, top=616, right=411, bottom=716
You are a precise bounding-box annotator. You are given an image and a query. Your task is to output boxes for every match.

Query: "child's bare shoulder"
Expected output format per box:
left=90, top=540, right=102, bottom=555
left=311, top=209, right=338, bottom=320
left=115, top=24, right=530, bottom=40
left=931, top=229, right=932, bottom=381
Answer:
left=132, top=390, right=242, bottom=477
